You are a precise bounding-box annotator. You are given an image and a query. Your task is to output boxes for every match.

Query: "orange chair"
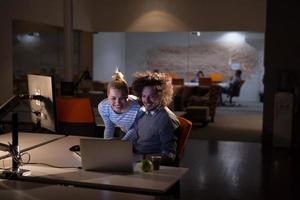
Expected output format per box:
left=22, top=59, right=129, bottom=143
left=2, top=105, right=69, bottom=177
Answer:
left=209, top=73, right=223, bottom=83
left=56, top=96, right=98, bottom=136
left=176, top=116, right=193, bottom=164
left=170, top=116, right=192, bottom=198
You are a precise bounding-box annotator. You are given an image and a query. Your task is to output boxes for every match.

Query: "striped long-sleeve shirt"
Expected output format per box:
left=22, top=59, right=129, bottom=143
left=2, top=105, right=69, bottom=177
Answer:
left=98, top=95, right=140, bottom=140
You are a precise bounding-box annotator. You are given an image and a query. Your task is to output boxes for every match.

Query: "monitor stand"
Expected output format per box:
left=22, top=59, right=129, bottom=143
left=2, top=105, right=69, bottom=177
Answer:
left=0, top=113, right=31, bottom=178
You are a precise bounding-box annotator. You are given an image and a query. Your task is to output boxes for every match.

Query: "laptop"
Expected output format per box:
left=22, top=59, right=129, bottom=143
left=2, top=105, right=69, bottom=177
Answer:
left=80, top=138, right=134, bottom=172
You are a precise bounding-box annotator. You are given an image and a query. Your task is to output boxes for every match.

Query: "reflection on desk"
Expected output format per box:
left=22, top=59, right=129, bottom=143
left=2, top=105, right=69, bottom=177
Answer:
left=0, top=132, right=65, bottom=159
left=0, top=179, right=155, bottom=200
left=18, top=164, right=187, bottom=195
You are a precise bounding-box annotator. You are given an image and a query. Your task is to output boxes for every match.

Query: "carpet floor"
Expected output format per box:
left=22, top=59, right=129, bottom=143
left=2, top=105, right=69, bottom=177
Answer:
left=190, top=102, right=263, bottom=143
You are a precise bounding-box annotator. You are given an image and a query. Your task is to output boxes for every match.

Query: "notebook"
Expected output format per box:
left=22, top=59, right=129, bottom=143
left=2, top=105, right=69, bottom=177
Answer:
left=80, top=138, right=134, bottom=172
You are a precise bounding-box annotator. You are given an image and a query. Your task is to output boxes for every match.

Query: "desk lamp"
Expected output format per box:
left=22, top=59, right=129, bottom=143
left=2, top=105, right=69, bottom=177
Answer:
left=0, top=96, right=34, bottom=177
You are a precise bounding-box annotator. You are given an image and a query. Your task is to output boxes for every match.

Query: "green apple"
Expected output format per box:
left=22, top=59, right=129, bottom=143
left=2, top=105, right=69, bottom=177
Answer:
left=140, top=159, right=153, bottom=172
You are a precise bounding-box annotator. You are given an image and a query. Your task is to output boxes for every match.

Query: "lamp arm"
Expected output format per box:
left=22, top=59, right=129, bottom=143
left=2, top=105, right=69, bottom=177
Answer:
left=0, top=143, right=10, bottom=152
left=0, top=95, right=20, bottom=120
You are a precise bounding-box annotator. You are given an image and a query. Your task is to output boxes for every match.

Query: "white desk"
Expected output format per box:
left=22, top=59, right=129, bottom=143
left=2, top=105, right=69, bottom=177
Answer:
left=24, top=135, right=187, bottom=195
left=1, top=134, right=188, bottom=196
left=21, top=135, right=82, bottom=168
left=0, top=132, right=65, bottom=159
left=0, top=179, right=155, bottom=200
left=18, top=164, right=187, bottom=195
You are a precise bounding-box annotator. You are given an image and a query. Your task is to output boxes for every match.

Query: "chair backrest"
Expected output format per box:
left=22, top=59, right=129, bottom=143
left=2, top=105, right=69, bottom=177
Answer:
left=172, top=78, right=184, bottom=85
left=199, top=77, right=212, bottom=86
left=56, top=96, right=94, bottom=123
left=230, top=80, right=245, bottom=97
left=177, top=116, right=193, bottom=160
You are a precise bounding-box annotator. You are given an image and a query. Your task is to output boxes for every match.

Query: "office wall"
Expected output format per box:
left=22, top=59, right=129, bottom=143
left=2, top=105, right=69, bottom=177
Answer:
left=9, top=0, right=93, bottom=31
left=93, top=33, right=125, bottom=81
left=3, top=0, right=266, bottom=33
left=0, top=0, right=266, bottom=120
left=0, top=2, right=13, bottom=104
left=90, top=0, right=266, bottom=32
left=12, top=31, right=81, bottom=87
left=92, top=32, right=263, bottom=102
left=0, top=0, right=94, bottom=104
left=79, top=32, right=93, bottom=73
left=0, top=0, right=266, bottom=103
left=125, top=32, right=187, bottom=83
left=124, top=32, right=263, bottom=102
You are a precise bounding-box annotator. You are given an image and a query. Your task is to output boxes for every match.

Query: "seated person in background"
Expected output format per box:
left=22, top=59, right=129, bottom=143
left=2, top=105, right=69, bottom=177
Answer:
left=218, top=69, right=242, bottom=104
left=98, top=69, right=141, bottom=140
left=131, top=71, right=179, bottom=165
left=76, top=69, right=93, bottom=93
left=191, top=70, right=205, bottom=82
left=153, top=69, right=160, bottom=73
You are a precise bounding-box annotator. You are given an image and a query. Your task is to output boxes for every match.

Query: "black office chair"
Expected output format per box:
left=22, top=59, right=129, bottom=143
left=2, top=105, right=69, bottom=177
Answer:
left=227, top=80, right=245, bottom=104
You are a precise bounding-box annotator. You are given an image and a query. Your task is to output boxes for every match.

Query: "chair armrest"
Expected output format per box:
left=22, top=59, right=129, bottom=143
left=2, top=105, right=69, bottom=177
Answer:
left=187, top=95, right=209, bottom=106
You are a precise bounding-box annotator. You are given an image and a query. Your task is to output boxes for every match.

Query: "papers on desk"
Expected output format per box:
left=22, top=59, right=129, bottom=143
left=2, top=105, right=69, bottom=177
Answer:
left=218, top=82, right=230, bottom=88
left=184, top=82, right=199, bottom=86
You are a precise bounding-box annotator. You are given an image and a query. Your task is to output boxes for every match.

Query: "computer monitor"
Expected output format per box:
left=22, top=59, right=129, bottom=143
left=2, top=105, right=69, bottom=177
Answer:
left=27, top=74, right=57, bottom=132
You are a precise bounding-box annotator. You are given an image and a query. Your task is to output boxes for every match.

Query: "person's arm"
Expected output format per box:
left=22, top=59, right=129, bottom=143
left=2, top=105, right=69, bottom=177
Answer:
left=121, top=108, right=143, bottom=141
left=101, top=114, right=115, bottom=139
left=121, top=124, right=137, bottom=141
left=98, top=101, right=115, bottom=139
left=159, top=116, right=179, bottom=161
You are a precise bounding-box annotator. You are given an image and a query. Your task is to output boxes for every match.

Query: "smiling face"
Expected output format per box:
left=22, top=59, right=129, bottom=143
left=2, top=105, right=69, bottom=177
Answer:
left=141, top=86, right=159, bottom=111
left=108, top=88, right=128, bottom=113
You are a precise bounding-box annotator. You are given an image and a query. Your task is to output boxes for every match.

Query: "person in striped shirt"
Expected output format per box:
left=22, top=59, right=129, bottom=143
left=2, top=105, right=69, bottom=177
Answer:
left=98, top=70, right=140, bottom=140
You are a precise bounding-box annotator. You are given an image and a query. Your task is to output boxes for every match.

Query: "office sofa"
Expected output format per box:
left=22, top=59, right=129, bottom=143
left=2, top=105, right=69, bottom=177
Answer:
left=172, top=85, right=221, bottom=123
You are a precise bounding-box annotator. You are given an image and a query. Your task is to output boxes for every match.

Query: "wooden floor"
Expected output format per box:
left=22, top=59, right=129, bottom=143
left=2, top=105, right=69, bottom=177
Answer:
left=1, top=104, right=299, bottom=200
left=177, top=139, right=300, bottom=200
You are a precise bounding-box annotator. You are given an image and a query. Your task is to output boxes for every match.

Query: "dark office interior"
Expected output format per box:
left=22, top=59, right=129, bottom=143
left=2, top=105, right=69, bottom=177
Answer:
left=1, top=0, right=300, bottom=199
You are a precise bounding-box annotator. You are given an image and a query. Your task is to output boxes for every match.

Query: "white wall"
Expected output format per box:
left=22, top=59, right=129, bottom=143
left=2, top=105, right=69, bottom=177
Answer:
left=0, top=0, right=266, bottom=106
left=93, top=32, right=125, bottom=81
left=90, top=0, right=266, bottom=32
left=93, top=32, right=265, bottom=102
left=125, top=32, right=188, bottom=83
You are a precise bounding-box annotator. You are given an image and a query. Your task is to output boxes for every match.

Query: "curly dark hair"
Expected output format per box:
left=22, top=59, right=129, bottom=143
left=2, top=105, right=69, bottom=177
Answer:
left=131, top=71, right=173, bottom=107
